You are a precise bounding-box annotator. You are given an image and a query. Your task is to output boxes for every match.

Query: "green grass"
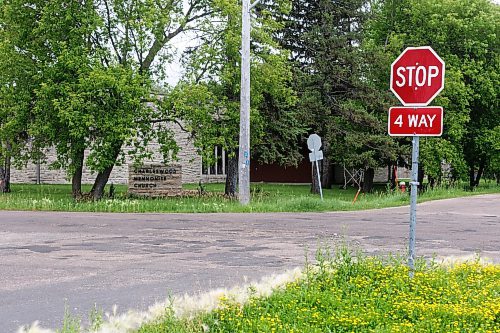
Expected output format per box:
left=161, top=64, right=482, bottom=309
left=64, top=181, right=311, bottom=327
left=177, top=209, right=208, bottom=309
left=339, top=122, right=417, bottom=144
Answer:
left=0, top=182, right=498, bottom=213
left=136, top=249, right=500, bottom=333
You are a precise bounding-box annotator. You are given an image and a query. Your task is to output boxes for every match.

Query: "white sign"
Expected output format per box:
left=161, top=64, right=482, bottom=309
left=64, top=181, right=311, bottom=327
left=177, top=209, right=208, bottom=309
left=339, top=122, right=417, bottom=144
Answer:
left=307, top=134, right=323, bottom=162
left=307, top=134, right=324, bottom=200
left=309, top=151, right=323, bottom=162
left=307, top=134, right=322, bottom=151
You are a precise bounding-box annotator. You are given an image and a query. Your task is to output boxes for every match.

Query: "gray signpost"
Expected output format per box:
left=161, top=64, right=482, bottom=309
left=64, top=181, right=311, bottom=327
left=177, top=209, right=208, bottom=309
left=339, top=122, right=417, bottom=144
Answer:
left=307, top=134, right=324, bottom=201
left=408, top=136, right=419, bottom=275
left=389, top=46, right=445, bottom=277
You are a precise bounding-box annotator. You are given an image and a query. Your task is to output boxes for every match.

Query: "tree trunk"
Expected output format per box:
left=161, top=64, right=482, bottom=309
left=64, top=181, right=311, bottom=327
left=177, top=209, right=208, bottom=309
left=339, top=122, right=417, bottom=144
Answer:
left=428, top=176, right=436, bottom=189
left=320, top=141, right=332, bottom=189
left=469, top=165, right=476, bottom=189
left=89, top=141, right=122, bottom=200
left=5, top=153, right=10, bottom=193
left=362, top=167, right=374, bottom=193
left=390, top=165, right=397, bottom=190
left=89, top=165, right=114, bottom=201
left=0, top=165, right=7, bottom=193
left=0, top=144, right=12, bottom=193
left=320, top=158, right=333, bottom=189
left=311, top=161, right=321, bottom=194
left=474, top=159, right=486, bottom=187
left=71, top=147, right=85, bottom=199
left=418, top=167, right=425, bottom=192
left=224, top=151, right=238, bottom=197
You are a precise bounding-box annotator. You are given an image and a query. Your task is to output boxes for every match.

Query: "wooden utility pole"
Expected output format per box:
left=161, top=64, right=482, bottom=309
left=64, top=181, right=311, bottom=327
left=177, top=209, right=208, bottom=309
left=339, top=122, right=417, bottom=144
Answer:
left=239, top=0, right=262, bottom=205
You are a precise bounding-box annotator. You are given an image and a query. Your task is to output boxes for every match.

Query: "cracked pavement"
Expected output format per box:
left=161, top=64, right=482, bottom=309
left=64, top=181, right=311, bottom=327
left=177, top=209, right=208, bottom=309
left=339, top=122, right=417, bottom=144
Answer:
left=0, top=194, right=499, bottom=332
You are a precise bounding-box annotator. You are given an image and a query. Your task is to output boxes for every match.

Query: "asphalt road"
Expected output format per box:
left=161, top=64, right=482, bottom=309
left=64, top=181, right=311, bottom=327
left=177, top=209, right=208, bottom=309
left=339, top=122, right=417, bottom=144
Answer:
left=1, top=194, right=499, bottom=332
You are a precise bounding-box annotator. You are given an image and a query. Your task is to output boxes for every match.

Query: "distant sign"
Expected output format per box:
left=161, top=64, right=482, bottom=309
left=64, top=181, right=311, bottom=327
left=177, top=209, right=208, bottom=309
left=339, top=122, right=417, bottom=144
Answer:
left=307, top=134, right=323, bottom=162
left=309, top=150, right=324, bottom=162
left=128, top=164, right=182, bottom=196
left=307, top=133, right=324, bottom=200
left=388, top=107, right=443, bottom=136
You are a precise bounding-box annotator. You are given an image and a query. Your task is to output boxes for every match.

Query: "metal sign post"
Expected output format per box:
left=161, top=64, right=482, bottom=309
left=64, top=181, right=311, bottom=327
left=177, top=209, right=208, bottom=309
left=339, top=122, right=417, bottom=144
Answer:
left=408, top=136, right=419, bottom=277
left=314, top=151, right=323, bottom=201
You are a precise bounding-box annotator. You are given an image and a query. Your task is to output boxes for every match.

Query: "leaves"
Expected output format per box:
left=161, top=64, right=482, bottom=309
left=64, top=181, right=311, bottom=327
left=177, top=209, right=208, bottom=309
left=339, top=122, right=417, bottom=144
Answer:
left=368, top=0, right=499, bottom=183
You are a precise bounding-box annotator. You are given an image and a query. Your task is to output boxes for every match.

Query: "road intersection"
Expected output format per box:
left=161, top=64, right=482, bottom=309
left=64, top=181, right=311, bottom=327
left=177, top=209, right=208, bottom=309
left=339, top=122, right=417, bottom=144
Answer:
left=1, top=194, right=498, bottom=332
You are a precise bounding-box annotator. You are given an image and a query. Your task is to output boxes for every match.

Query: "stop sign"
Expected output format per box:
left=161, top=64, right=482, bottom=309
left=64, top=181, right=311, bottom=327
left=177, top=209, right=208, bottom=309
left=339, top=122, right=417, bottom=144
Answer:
left=390, top=46, right=445, bottom=106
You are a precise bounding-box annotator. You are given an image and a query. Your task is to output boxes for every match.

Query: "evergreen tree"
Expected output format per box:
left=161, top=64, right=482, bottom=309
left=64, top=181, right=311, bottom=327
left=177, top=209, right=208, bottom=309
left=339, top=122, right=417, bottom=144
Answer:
left=280, top=0, right=396, bottom=192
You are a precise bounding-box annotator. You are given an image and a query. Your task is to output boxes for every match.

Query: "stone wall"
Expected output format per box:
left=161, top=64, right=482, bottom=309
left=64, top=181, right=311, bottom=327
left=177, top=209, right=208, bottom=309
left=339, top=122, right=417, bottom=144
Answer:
left=10, top=123, right=205, bottom=185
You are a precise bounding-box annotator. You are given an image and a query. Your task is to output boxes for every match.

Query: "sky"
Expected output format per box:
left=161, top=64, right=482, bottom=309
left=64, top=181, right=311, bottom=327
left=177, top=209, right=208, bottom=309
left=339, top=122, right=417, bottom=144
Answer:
left=164, top=0, right=500, bottom=86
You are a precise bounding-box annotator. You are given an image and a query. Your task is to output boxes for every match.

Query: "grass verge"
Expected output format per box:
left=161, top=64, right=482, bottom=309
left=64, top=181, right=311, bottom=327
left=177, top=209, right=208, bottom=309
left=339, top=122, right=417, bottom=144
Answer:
left=1, top=182, right=499, bottom=213
left=137, top=250, right=499, bottom=333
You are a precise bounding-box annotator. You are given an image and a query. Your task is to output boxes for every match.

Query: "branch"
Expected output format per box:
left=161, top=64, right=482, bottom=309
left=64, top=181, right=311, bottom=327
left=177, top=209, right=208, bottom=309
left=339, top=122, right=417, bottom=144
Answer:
left=140, top=4, right=214, bottom=72
left=103, top=0, right=122, bottom=63
left=148, top=118, right=191, bottom=135
left=129, top=29, right=143, bottom=65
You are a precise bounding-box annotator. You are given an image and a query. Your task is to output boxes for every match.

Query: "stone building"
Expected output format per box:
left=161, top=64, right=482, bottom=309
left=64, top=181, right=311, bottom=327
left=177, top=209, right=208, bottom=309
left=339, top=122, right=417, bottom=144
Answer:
left=10, top=123, right=226, bottom=185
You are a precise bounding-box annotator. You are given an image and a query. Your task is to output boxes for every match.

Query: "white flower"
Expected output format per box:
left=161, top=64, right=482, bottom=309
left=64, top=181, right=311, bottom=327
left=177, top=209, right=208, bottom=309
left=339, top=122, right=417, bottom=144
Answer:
left=16, top=321, right=54, bottom=333
left=17, top=267, right=304, bottom=333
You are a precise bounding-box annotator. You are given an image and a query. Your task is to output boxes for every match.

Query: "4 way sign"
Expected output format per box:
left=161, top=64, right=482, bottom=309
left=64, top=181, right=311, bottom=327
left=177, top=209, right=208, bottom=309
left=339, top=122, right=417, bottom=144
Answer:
left=388, top=107, right=443, bottom=136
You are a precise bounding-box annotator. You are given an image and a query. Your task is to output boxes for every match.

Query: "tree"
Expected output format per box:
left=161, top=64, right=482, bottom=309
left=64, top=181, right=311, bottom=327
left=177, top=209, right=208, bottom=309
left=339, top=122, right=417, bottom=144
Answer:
left=160, top=0, right=304, bottom=196
left=280, top=0, right=397, bottom=193
left=1, top=0, right=217, bottom=200
left=0, top=0, right=43, bottom=193
left=368, top=0, right=499, bottom=188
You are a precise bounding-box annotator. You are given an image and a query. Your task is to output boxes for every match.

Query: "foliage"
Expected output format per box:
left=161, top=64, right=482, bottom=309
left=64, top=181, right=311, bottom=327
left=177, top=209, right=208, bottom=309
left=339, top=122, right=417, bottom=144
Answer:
left=138, top=252, right=500, bottom=333
left=0, top=0, right=218, bottom=199
left=157, top=0, right=305, bottom=195
left=280, top=0, right=398, bottom=171
left=367, top=0, right=500, bottom=185
left=0, top=0, right=43, bottom=192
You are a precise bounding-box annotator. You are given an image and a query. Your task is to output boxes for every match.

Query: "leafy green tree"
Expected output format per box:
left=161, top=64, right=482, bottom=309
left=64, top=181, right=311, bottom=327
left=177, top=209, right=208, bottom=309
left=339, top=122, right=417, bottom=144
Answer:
left=0, top=0, right=43, bottom=193
left=68, top=0, right=216, bottom=199
left=368, top=0, right=499, bottom=188
left=1, top=0, right=217, bottom=199
left=160, top=0, right=304, bottom=196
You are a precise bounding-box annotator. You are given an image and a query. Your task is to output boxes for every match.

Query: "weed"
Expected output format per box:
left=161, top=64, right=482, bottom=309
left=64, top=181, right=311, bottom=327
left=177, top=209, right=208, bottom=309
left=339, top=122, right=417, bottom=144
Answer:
left=57, top=308, right=80, bottom=333
left=87, top=305, right=103, bottom=332
left=0, top=183, right=498, bottom=213
left=136, top=250, right=499, bottom=333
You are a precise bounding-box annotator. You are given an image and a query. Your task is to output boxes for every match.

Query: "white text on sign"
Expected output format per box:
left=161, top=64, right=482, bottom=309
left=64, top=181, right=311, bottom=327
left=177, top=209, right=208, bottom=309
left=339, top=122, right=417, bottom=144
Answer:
left=394, top=113, right=437, bottom=128
left=395, top=65, right=440, bottom=89
left=388, top=107, right=443, bottom=137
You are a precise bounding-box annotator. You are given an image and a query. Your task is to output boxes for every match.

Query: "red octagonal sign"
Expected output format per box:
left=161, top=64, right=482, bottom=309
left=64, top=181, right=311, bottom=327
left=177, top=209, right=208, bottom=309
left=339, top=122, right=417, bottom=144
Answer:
left=390, top=46, right=445, bottom=106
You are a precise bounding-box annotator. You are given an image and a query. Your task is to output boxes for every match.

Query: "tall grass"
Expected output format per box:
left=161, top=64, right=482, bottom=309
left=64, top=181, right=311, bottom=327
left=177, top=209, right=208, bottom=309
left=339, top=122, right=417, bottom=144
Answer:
left=0, top=182, right=498, bottom=213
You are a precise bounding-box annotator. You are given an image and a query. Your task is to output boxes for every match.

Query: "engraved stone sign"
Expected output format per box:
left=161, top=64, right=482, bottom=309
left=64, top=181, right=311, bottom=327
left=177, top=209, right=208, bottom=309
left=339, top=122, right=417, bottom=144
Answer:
left=128, top=164, right=182, bottom=196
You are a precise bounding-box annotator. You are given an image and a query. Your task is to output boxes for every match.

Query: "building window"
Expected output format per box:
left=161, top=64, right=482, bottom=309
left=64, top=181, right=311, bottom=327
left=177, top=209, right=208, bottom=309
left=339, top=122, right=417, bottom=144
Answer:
left=202, top=146, right=227, bottom=175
